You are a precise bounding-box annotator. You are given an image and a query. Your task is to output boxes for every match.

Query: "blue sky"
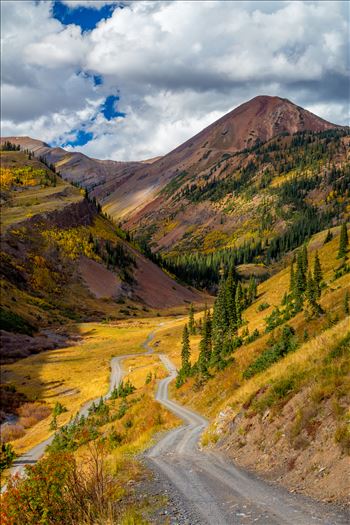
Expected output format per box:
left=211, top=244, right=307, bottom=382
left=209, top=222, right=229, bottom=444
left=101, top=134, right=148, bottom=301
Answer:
left=1, top=1, right=348, bottom=160
left=52, top=1, right=117, bottom=32
left=51, top=1, right=121, bottom=147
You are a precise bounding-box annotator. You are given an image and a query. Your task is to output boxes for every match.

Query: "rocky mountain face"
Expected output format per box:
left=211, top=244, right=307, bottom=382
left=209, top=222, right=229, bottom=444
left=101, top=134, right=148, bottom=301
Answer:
left=2, top=96, right=348, bottom=270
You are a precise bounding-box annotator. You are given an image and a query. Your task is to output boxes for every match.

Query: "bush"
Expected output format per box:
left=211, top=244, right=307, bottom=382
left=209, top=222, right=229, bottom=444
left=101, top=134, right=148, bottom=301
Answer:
left=0, top=308, right=34, bottom=335
left=0, top=443, right=15, bottom=472
left=18, top=402, right=51, bottom=422
left=110, top=380, right=136, bottom=399
left=335, top=424, right=350, bottom=455
left=257, top=302, right=270, bottom=312
left=1, top=423, right=25, bottom=443
left=1, top=445, right=122, bottom=525
left=243, top=325, right=298, bottom=379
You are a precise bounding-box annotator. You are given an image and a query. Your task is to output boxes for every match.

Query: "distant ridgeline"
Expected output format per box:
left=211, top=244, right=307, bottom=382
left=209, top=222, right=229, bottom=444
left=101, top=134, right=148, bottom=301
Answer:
left=133, top=128, right=349, bottom=290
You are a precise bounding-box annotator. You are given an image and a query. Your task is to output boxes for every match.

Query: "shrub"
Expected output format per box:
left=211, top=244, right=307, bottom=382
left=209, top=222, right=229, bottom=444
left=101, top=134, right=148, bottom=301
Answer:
left=0, top=443, right=15, bottom=472
left=0, top=308, right=34, bottom=335
left=335, top=424, right=350, bottom=455
left=1, top=445, right=122, bottom=525
left=110, top=380, right=136, bottom=399
left=243, top=325, right=298, bottom=379
left=18, top=402, right=51, bottom=422
left=1, top=424, right=25, bottom=443
left=257, top=302, right=270, bottom=312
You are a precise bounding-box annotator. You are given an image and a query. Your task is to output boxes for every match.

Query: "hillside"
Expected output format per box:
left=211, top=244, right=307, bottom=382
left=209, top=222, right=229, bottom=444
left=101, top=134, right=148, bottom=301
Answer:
left=4, top=97, right=348, bottom=294
left=151, top=225, right=350, bottom=503
left=0, top=147, right=203, bottom=363
left=100, top=94, right=342, bottom=220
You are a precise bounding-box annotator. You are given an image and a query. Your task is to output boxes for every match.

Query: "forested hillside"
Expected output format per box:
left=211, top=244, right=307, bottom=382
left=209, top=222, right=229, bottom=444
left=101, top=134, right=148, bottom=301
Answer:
left=162, top=225, right=350, bottom=502
left=0, top=145, right=202, bottom=363
left=132, top=128, right=349, bottom=290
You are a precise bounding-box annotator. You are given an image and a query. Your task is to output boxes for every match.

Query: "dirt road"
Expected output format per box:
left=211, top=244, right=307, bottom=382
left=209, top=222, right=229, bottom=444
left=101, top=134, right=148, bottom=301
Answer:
left=5, top=327, right=349, bottom=524
left=144, top=348, right=349, bottom=524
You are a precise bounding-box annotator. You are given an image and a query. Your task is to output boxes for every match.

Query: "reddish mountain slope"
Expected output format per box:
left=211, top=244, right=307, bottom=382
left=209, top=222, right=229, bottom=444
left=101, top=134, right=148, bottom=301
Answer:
left=101, top=95, right=339, bottom=221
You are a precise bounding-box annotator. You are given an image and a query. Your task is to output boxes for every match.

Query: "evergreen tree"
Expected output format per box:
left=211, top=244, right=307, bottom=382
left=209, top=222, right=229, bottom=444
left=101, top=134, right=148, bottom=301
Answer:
left=337, top=223, right=349, bottom=259
left=289, top=261, right=295, bottom=294
left=197, top=309, right=212, bottom=375
left=294, top=250, right=306, bottom=309
left=324, top=229, right=333, bottom=244
left=235, top=282, right=243, bottom=325
left=225, top=270, right=237, bottom=332
left=302, top=244, right=308, bottom=274
left=306, top=271, right=322, bottom=317
left=344, top=290, right=350, bottom=316
left=180, top=324, right=191, bottom=375
left=247, top=276, right=257, bottom=304
left=188, top=304, right=195, bottom=335
left=313, top=251, right=323, bottom=299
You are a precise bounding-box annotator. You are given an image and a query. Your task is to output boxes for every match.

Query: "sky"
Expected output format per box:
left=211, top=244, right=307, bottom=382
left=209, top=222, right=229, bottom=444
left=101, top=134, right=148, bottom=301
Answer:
left=1, top=0, right=349, bottom=161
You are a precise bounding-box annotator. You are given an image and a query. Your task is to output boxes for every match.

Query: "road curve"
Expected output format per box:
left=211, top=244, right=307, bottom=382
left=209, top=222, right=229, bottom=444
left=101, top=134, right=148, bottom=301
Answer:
left=144, top=346, right=349, bottom=524
left=4, top=327, right=350, bottom=525
left=5, top=326, right=163, bottom=482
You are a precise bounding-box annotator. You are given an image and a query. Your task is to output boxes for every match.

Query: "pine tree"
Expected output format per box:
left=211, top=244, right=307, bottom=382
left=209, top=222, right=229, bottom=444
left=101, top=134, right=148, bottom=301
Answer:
left=337, top=223, right=349, bottom=259
left=294, top=250, right=306, bottom=309
left=313, top=251, right=323, bottom=299
left=324, top=229, right=333, bottom=244
left=188, top=304, right=195, bottom=335
left=302, top=244, right=308, bottom=274
left=180, top=324, right=191, bottom=375
left=197, top=309, right=212, bottom=375
left=289, top=261, right=295, bottom=294
left=306, top=270, right=322, bottom=317
left=247, top=276, right=257, bottom=305
left=225, top=270, right=237, bottom=332
left=344, top=290, right=350, bottom=315
left=235, top=282, right=243, bottom=325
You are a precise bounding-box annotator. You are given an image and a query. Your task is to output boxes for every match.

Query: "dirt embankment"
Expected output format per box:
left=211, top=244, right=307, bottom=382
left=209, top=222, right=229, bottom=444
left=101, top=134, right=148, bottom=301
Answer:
left=215, top=388, right=350, bottom=505
left=79, top=256, right=123, bottom=299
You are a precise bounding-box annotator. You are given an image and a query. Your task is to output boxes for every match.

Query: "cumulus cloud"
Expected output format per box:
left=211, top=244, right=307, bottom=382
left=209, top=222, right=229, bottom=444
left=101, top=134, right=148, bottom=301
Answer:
left=1, top=0, right=349, bottom=160
left=61, top=1, right=117, bottom=9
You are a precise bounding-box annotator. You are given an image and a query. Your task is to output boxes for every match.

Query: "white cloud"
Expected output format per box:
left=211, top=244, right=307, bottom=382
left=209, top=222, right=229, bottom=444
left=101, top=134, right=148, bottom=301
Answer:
left=1, top=0, right=349, bottom=161
left=61, top=1, right=117, bottom=9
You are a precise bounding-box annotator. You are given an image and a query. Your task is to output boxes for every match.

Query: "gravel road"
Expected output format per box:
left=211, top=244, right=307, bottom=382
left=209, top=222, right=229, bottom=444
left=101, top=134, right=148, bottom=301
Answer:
left=5, top=326, right=349, bottom=525
left=144, top=343, right=349, bottom=524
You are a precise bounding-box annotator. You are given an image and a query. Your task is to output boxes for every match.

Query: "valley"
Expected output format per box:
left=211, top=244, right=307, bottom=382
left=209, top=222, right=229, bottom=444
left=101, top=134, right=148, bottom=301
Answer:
left=1, top=97, right=349, bottom=524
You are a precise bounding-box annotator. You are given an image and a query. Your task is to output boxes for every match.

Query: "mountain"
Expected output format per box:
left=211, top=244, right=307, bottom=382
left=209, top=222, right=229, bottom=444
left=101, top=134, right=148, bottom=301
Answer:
left=0, top=148, right=204, bottom=363
left=2, top=96, right=349, bottom=290
left=100, top=95, right=341, bottom=220
left=0, top=136, right=143, bottom=201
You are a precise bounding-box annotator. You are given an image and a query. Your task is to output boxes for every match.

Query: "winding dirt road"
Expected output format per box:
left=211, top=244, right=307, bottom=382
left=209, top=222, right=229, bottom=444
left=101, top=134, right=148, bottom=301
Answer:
left=5, top=327, right=350, bottom=524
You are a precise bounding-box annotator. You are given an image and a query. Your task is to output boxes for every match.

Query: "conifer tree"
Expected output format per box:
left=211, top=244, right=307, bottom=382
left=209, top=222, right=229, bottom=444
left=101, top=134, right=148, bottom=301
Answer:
left=235, top=282, right=243, bottom=325
left=188, top=303, right=195, bottom=335
left=324, top=229, right=333, bottom=244
left=294, top=250, right=306, bottom=309
left=313, top=251, right=323, bottom=299
left=247, top=276, right=257, bottom=304
left=225, top=270, right=237, bottom=331
left=180, top=324, right=191, bottom=375
left=306, top=270, right=322, bottom=316
left=337, top=223, right=349, bottom=259
left=344, top=290, right=350, bottom=316
left=302, top=244, right=308, bottom=274
left=289, top=261, right=295, bottom=294
left=197, top=309, right=212, bottom=375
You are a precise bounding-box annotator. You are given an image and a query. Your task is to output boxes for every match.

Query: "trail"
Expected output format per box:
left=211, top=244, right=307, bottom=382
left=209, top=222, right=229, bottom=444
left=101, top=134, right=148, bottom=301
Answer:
left=5, top=326, right=349, bottom=525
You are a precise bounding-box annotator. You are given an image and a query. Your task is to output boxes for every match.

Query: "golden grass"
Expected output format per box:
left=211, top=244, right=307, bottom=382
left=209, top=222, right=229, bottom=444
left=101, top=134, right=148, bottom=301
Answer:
left=152, top=227, right=350, bottom=419
left=225, top=317, right=349, bottom=414
left=2, top=319, right=169, bottom=454
left=1, top=182, right=82, bottom=232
